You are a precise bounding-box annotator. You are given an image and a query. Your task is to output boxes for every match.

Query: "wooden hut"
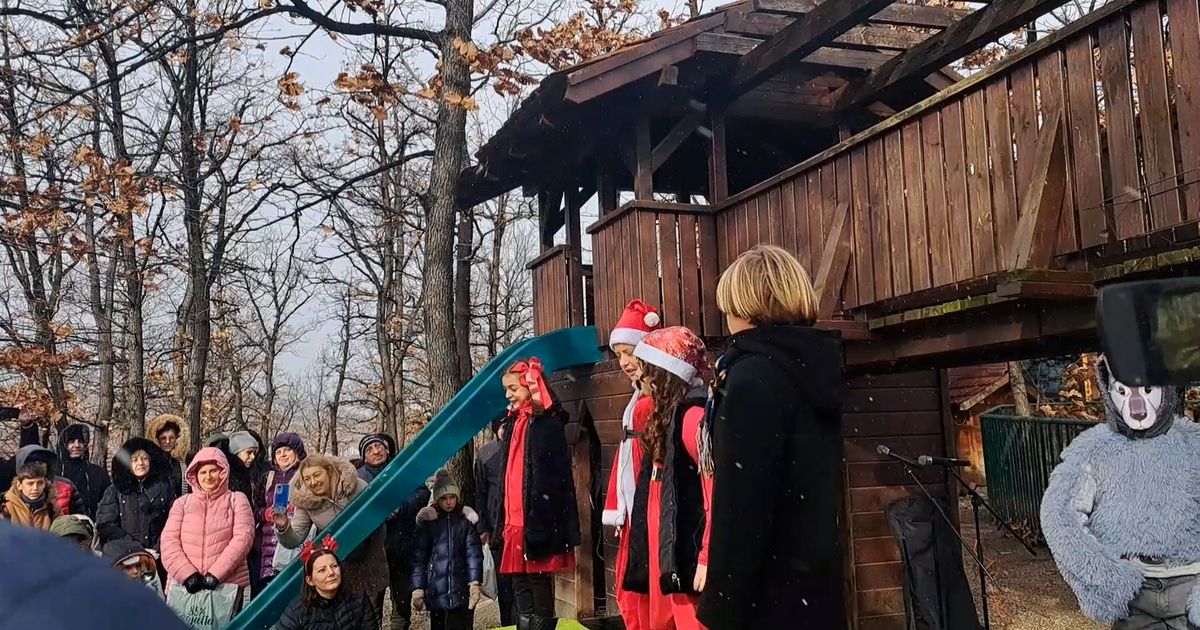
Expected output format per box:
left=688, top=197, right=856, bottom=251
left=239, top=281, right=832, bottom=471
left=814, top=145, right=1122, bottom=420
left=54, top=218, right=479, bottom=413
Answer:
left=458, top=0, right=1200, bottom=626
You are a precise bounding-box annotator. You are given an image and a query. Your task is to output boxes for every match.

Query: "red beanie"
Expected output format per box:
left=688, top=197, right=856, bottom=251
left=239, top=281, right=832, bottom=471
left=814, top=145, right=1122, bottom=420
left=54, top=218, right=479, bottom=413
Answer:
left=610, top=299, right=661, bottom=349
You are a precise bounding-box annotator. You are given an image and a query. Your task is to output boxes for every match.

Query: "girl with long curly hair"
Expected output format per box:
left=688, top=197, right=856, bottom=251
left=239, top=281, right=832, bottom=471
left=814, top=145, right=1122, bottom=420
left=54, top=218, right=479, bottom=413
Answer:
left=627, top=326, right=712, bottom=630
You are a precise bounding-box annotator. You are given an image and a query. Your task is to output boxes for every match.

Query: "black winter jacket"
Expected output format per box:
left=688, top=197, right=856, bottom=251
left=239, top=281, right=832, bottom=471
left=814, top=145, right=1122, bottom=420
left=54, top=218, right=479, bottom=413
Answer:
left=96, top=437, right=177, bottom=549
left=57, top=424, right=111, bottom=519
left=411, top=505, right=484, bottom=611
left=494, top=405, right=580, bottom=560
left=696, top=326, right=846, bottom=630
left=472, top=439, right=504, bottom=538
left=276, top=589, right=378, bottom=630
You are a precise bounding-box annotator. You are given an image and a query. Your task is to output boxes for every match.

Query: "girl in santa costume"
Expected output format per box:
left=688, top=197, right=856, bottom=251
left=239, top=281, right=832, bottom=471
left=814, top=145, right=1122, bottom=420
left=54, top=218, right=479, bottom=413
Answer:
left=629, top=326, right=712, bottom=630
left=495, top=358, right=581, bottom=630
left=602, top=300, right=662, bottom=630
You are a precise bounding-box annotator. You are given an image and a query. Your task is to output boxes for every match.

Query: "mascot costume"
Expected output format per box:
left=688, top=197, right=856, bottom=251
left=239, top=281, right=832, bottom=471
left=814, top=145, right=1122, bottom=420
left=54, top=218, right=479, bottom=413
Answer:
left=1042, top=354, right=1200, bottom=628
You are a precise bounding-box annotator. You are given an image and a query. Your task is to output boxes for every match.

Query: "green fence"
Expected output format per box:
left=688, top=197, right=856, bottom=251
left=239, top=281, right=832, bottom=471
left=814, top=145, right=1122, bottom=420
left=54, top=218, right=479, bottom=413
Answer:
left=979, top=406, right=1100, bottom=543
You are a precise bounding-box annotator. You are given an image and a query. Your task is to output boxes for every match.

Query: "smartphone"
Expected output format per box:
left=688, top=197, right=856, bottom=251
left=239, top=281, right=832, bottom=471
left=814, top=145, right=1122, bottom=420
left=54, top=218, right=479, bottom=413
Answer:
left=0, top=407, right=18, bottom=421
left=273, top=485, right=290, bottom=513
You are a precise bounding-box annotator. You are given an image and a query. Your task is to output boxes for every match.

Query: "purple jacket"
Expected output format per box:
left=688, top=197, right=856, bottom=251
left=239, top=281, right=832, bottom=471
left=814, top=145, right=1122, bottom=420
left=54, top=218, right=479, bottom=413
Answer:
left=257, top=465, right=299, bottom=578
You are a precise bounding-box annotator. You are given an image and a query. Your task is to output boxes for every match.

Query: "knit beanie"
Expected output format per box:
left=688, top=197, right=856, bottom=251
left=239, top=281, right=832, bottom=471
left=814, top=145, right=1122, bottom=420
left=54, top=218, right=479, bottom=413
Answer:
left=431, top=469, right=460, bottom=502
left=228, top=431, right=258, bottom=455
left=271, top=432, right=308, bottom=460
left=358, top=433, right=397, bottom=460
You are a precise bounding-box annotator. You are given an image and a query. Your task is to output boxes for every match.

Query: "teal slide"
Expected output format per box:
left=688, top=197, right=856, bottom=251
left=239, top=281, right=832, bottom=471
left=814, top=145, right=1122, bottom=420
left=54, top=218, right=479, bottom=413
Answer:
left=228, top=327, right=602, bottom=630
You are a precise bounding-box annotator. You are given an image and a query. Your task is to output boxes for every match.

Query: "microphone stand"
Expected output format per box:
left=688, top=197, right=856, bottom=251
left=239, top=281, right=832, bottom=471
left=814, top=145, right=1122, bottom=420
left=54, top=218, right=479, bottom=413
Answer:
left=937, top=465, right=1037, bottom=630
left=878, top=445, right=998, bottom=630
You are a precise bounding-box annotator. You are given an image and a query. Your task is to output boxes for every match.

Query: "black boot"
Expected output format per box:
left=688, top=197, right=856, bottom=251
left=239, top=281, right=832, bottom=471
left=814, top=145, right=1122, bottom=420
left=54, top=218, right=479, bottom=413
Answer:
left=516, top=614, right=533, bottom=630
left=528, top=615, right=558, bottom=630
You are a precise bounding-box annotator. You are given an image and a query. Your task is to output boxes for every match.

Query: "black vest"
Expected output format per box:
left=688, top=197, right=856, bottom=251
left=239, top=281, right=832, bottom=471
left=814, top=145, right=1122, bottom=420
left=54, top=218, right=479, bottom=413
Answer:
left=621, top=398, right=706, bottom=595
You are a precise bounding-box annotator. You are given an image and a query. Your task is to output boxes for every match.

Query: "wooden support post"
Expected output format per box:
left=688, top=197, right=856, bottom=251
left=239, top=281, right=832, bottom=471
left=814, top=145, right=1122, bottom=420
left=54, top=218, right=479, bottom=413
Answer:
left=1008, top=111, right=1066, bottom=270
left=814, top=201, right=852, bottom=317
left=566, top=184, right=588, bottom=327
left=538, top=186, right=565, bottom=249
left=707, top=112, right=729, bottom=203
left=635, top=114, right=654, bottom=200
left=571, top=420, right=595, bottom=619
left=597, top=163, right=618, bottom=215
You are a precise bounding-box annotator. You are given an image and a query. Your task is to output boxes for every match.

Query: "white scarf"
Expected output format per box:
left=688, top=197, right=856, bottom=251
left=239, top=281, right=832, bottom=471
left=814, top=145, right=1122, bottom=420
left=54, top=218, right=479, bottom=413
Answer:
left=609, top=386, right=642, bottom=527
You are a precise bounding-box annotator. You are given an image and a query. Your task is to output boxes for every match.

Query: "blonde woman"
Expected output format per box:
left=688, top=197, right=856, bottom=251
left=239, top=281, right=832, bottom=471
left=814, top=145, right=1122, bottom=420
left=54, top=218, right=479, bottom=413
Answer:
left=695, top=244, right=847, bottom=630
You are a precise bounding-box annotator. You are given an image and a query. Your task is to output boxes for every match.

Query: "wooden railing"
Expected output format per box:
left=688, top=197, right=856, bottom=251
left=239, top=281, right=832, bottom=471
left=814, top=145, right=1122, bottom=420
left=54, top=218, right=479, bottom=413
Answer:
left=717, top=0, right=1200, bottom=312
left=528, top=245, right=591, bottom=335
left=587, top=201, right=724, bottom=341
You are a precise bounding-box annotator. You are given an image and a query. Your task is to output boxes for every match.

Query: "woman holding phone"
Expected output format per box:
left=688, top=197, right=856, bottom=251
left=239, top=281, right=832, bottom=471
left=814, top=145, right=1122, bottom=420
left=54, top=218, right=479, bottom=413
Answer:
left=273, top=454, right=389, bottom=626
left=258, top=432, right=307, bottom=589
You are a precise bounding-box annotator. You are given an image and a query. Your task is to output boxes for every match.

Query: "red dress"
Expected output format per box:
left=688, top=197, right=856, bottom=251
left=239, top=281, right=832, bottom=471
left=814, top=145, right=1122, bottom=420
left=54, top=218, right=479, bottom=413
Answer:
left=606, top=395, right=653, bottom=630
left=647, top=406, right=712, bottom=630
left=499, top=404, right=576, bottom=575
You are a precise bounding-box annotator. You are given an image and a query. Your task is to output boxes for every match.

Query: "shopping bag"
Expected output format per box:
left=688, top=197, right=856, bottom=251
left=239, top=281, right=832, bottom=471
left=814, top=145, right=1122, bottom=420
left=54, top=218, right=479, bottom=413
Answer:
left=272, top=524, right=315, bottom=573
left=481, top=542, right=498, bottom=598
left=166, top=581, right=240, bottom=630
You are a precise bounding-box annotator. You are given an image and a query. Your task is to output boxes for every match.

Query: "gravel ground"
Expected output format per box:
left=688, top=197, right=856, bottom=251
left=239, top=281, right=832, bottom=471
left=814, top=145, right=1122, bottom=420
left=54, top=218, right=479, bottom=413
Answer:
left=959, top=497, right=1103, bottom=630
left=382, top=596, right=502, bottom=630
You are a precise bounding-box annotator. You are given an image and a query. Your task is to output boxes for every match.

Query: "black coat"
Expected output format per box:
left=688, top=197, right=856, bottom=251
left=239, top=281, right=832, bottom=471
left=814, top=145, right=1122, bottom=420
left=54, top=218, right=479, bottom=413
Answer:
left=96, top=437, right=177, bottom=549
left=410, top=505, right=484, bottom=611
left=696, top=326, right=847, bottom=630
left=357, top=459, right=429, bottom=565
left=57, top=424, right=111, bottom=519
left=276, top=589, right=378, bottom=630
left=472, top=439, right=504, bottom=538
left=494, top=405, right=581, bottom=560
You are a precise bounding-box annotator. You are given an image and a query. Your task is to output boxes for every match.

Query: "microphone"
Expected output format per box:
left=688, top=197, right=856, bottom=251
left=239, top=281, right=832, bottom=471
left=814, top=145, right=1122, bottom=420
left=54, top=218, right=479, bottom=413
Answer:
left=917, top=455, right=971, bottom=467
left=876, top=444, right=923, bottom=467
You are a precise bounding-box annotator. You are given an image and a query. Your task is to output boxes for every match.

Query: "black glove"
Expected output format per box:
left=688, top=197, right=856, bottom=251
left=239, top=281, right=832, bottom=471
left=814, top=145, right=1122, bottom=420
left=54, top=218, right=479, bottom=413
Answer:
left=203, top=574, right=219, bottom=590
left=184, top=573, right=205, bottom=594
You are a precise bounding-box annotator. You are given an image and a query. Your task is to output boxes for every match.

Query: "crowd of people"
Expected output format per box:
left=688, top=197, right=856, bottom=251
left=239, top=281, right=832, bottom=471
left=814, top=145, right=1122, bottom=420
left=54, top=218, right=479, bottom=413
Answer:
left=0, top=243, right=847, bottom=630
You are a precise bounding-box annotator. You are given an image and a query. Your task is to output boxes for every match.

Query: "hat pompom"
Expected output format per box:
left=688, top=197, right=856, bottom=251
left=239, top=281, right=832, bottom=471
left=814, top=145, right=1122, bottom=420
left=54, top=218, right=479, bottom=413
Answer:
left=643, top=311, right=660, bottom=328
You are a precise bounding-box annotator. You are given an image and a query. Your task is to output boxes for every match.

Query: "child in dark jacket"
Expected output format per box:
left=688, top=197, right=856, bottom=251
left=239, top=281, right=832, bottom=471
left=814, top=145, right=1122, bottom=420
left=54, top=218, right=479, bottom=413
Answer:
left=411, top=470, right=484, bottom=630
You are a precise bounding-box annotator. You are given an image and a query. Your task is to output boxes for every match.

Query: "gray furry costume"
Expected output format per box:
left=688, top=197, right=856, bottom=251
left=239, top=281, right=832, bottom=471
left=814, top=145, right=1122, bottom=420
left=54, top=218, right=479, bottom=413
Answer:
left=1042, top=355, right=1200, bottom=628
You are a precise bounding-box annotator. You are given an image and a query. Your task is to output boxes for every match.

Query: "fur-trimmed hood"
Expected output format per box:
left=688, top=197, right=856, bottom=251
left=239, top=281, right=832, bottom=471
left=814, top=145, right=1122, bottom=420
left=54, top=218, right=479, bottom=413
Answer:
left=416, top=504, right=478, bottom=524
left=289, top=454, right=359, bottom=510
left=146, top=414, right=189, bottom=461
left=111, top=437, right=171, bottom=493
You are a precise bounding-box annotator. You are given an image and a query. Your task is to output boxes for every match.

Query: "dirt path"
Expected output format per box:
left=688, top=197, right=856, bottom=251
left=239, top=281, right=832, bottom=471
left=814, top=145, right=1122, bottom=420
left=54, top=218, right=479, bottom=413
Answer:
left=959, top=498, right=1102, bottom=630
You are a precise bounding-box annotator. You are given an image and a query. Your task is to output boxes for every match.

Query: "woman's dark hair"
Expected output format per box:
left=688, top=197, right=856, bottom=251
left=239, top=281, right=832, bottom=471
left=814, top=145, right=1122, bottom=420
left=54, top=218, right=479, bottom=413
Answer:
left=156, top=421, right=180, bottom=439
left=641, top=363, right=690, bottom=463
left=301, top=550, right=341, bottom=608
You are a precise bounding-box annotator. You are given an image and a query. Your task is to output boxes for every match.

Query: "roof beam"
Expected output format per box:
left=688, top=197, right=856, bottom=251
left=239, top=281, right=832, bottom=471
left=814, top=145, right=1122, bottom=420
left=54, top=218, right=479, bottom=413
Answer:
left=726, top=11, right=931, bottom=50
left=699, top=32, right=896, bottom=69
left=848, top=0, right=1069, bottom=107
left=753, top=0, right=973, bottom=28
left=729, top=0, right=898, bottom=93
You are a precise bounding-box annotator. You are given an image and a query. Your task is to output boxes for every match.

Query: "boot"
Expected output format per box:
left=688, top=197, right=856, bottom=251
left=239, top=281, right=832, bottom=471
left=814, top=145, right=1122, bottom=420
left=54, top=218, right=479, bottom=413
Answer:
left=516, top=614, right=533, bottom=630
left=528, top=615, right=558, bottom=630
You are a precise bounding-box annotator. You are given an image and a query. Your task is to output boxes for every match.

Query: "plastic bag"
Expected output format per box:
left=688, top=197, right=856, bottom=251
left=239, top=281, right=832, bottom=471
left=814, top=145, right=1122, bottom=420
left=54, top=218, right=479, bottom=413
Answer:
left=272, top=524, right=315, bottom=573
left=166, top=581, right=240, bottom=630
left=481, top=543, right=498, bottom=599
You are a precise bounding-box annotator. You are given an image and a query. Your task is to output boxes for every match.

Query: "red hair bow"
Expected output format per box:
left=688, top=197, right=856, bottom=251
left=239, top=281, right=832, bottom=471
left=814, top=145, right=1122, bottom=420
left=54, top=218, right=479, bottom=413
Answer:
left=510, top=357, right=553, bottom=409
left=300, top=535, right=339, bottom=565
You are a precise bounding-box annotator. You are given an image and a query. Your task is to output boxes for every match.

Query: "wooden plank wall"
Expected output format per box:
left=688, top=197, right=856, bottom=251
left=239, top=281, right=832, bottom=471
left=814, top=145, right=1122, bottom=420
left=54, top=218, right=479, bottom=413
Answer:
left=844, top=370, right=953, bottom=630
left=715, top=0, right=1200, bottom=313
left=590, top=203, right=723, bottom=341
left=530, top=246, right=572, bottom=335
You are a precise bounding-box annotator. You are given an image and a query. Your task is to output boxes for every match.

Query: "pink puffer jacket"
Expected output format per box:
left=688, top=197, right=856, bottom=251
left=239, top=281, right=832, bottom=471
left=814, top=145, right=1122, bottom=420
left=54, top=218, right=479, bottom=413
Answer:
left=160, top=447, right=255, bottom=588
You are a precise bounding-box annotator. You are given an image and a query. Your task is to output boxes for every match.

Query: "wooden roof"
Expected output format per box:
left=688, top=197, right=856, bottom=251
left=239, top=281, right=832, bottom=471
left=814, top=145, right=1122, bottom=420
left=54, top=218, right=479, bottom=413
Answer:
left=459, top=0, right=1068, bottom=207
left=947, top=364, right=1011, bottom=411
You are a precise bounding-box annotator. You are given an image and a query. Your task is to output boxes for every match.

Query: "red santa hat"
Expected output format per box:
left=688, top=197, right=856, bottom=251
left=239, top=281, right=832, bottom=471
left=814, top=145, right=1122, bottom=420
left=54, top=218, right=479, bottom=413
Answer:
left=633, top=326, right=707, bottom=387
left=609, top=299, right=661, bottom=349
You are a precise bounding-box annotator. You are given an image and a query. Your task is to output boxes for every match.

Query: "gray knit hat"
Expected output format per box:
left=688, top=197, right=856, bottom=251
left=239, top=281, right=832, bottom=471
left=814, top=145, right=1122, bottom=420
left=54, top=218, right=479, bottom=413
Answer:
left=431, top=468, right=460, bottom=502
left=228, top=431, right=258, bottom=455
